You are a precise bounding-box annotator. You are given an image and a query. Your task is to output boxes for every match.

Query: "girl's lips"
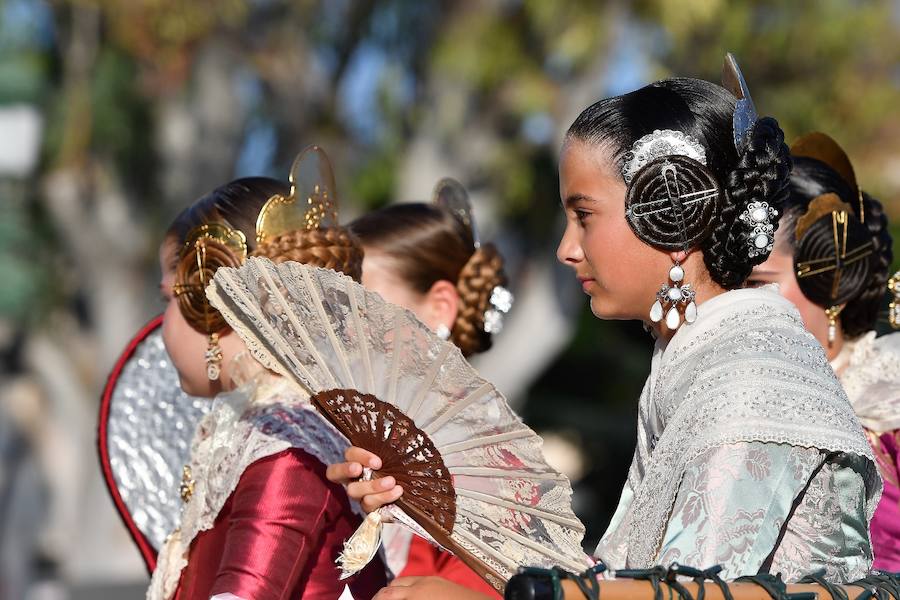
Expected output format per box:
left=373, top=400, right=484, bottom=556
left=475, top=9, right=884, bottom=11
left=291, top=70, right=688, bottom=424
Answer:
left=578, top=277, right=595, bottom=292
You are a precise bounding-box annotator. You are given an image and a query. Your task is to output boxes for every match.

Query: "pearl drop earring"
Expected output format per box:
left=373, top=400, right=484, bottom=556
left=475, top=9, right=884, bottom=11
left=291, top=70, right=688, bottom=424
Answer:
left=649, top=262, right=697, bottom=330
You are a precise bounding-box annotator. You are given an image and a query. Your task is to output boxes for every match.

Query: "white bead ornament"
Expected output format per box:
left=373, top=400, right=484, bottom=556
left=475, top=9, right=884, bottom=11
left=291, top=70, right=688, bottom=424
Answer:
left=648, top=262, right=697, bottom=331
left=650, top=300, right=664, bottom=323
left=740, top=201, right=777, bottom=259
left=665, top=306, right=681, bottom=329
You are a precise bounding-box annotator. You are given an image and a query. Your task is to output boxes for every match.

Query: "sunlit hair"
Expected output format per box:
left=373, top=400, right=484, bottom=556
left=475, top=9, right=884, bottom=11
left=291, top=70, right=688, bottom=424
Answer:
left=350, top=203, right=506, bottom=357
left=566, top=78, right=792, bottom=289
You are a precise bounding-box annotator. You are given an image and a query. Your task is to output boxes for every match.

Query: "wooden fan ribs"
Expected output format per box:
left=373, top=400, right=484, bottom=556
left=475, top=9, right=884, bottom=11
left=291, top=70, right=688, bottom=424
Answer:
left=310, top=388, right=457, bottom=535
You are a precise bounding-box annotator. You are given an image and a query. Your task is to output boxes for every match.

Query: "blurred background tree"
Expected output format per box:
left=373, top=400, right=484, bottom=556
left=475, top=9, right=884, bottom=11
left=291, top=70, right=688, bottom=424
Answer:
left=0, top=0, right=897, bottom=596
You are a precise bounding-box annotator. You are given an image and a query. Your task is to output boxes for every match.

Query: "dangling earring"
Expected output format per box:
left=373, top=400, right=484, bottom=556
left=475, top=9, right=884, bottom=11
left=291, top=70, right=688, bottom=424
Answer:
left=435, top=324, right=451, bottom=341
left=825, top=305, right=845, bottom=346
left=205, top=332, right=223, bottom=380
left=649, top=261, right=697, bottom=330
left=888, top=271, right=900, bottom=330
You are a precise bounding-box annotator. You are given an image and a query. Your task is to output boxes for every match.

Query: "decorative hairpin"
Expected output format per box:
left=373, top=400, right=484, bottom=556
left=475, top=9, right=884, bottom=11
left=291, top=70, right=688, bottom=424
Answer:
left=791, top=132, right=865, bottom=223
left=256, top=145, right=340, bottom=245
left=483, top=285, right=514, bottom=334
left=621, top=129, right=707, bottom=184
left=739, top=201, right=778, bottom=258
left=433, top=177, right=481, bottom=249
left=721, top=53, right=759, bottom=154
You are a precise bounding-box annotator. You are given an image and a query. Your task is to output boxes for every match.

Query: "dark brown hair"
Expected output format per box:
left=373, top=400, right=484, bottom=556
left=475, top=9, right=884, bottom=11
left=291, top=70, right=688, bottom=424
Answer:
left=349, top=203, right=507, bottom=357
left=782, top=156, right=892, bottom=338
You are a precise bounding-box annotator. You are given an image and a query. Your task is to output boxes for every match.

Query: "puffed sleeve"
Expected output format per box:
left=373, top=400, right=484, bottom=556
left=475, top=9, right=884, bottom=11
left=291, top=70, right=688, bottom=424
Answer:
left=209, top=448, right=338, bottom=600
left=657, top=441, right=822, bottom=578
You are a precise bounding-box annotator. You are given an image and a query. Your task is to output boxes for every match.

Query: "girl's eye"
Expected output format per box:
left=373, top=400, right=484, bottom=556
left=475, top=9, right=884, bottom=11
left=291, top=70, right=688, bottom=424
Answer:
left=574, top=209, right=591, bottom=224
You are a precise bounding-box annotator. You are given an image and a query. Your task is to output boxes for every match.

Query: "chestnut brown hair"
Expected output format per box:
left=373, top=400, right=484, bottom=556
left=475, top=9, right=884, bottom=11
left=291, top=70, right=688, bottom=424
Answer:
left=349, top=203, right=507, bottom=357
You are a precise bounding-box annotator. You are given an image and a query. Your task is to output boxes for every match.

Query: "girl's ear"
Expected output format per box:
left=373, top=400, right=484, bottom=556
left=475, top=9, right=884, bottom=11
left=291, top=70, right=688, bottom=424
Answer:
left=669, top=249, right=689, bottom=263
left=422, top=279, right=460, bottom=333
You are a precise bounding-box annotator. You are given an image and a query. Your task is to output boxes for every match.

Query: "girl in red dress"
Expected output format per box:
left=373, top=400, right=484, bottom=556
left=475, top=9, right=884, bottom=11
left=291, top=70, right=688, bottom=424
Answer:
left=147, top=169, right=386, bottom=600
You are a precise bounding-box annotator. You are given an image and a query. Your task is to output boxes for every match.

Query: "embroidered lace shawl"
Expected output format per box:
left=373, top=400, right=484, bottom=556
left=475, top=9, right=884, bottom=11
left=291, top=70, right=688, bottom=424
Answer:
left=833, top=331, right=900, bottom=435
left=832, top=331, right=900, bottom=571
left=147, top=360, right=351, bottom=600
left=595, top=287, right=880, bottom=576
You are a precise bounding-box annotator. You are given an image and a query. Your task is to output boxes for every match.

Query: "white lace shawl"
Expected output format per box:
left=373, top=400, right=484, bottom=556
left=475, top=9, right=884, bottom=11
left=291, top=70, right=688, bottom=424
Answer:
left=596, top=286, right=879, bottom=570
left=832, top=331, right=900, bottom=434
left=146, top=364, right=352, bottom=600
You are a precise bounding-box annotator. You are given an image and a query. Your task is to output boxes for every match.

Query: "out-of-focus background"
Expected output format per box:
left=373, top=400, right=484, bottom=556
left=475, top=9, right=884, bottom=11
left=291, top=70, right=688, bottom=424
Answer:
left=1, top=1, right=899, bottom=598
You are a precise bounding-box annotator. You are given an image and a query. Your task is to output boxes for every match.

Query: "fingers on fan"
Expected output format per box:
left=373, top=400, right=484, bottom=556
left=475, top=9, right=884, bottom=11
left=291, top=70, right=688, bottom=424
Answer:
left=326, top=461, right=363, bottom=485
left=346, top=446, right=383, bottom=469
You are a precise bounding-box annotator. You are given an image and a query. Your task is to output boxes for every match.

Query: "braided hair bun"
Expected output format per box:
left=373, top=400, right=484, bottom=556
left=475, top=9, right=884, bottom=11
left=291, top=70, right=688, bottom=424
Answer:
left=175, top=237, right=244, bottom=334
left=349, top=202, right=510, bottom=358
left=168, top=177, right=364, bottom=337
left=252, top=227, right=364, bottom=282
left=625, top=155, right=721, bottom=251
left=453, top=243, right=507, bottom=356
left=700, top=117, right=792, bottom=288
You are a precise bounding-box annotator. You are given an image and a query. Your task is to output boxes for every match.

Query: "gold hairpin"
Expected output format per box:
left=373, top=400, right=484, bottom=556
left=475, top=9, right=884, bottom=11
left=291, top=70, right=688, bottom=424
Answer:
left=795, top=203, right=874, bottom=302
left=256, top=145, right=339, bottom=245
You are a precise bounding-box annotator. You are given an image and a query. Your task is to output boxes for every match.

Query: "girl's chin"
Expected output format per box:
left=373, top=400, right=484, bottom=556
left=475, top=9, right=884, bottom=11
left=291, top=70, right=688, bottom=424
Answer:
left=588, top=297, right=637, bottom=321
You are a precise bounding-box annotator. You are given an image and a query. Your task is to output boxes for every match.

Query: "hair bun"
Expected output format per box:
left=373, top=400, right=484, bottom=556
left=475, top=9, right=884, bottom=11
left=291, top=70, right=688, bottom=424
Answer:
left=625, top=155, right=721, bottom=250
left=452, top=243, right=507, bottom=356
left=174, top=239, right=243, bottom=334
left=794, top=210, right=875, bottom=308
left=702, top=116, right=792, bottom=288
left=251, top=227, right=364, bottom=282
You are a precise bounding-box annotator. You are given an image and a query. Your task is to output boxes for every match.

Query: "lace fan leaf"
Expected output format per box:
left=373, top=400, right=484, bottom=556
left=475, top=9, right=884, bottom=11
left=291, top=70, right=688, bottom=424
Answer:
left=207, top=257, right=591, bottom=593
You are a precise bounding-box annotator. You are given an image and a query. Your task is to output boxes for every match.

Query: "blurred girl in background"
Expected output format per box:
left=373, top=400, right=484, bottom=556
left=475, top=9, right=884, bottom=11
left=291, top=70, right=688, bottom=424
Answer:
left=748, top=132, right=899, bottom=571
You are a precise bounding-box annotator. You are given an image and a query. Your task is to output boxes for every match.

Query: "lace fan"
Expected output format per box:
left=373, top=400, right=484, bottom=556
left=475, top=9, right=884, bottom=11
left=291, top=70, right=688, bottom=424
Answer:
left=206, top=257, right=590, bottom=593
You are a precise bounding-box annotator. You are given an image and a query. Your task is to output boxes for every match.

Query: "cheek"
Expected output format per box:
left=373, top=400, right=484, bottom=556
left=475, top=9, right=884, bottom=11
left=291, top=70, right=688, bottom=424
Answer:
left=582, top=217, right=645, bottom=279
left=162, top=300, right=208, bottom=394
left=779, top=278, right=826, bottom=328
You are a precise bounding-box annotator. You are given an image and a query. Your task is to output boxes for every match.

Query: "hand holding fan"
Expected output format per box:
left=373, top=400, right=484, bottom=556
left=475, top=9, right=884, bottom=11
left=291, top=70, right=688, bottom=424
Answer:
left=206, top=257, right=590, bottom=593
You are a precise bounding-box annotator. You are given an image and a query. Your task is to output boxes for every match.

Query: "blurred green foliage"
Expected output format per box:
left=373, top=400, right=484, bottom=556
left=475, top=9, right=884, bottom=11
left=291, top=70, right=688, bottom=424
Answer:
left=1, top=0, right=898, bottom=541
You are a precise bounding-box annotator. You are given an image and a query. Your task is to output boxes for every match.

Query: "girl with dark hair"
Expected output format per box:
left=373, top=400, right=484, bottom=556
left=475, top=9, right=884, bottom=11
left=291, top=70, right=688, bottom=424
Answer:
left=327, top=180, right=510, bottom=599
left=145, top=148, right=386, bottom=600
left=343, top=57, right=879, bottom=589
left=748, top=133, right=900, bottom=571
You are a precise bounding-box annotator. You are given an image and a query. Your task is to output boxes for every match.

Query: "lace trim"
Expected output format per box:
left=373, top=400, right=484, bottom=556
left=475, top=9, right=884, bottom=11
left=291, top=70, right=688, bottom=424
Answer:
left=837, top=332, right=900, bottom=434
left=601, top=294, right=880, bottom=570
left=146, top=376, right=352, bottom=600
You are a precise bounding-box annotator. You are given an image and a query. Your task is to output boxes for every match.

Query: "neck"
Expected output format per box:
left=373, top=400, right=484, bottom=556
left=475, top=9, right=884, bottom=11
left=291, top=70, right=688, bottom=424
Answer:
left=824, top=328, right=846, bottom=364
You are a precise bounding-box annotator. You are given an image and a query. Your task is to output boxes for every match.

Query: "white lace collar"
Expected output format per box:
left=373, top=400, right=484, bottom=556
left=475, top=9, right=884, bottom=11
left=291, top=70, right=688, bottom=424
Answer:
left=832, top=331, right=900, bottom=434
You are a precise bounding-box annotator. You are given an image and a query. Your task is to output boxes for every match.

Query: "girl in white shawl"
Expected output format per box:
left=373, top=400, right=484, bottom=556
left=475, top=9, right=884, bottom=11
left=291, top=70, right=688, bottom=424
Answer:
left=337, top=60, right=880, bottom=594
